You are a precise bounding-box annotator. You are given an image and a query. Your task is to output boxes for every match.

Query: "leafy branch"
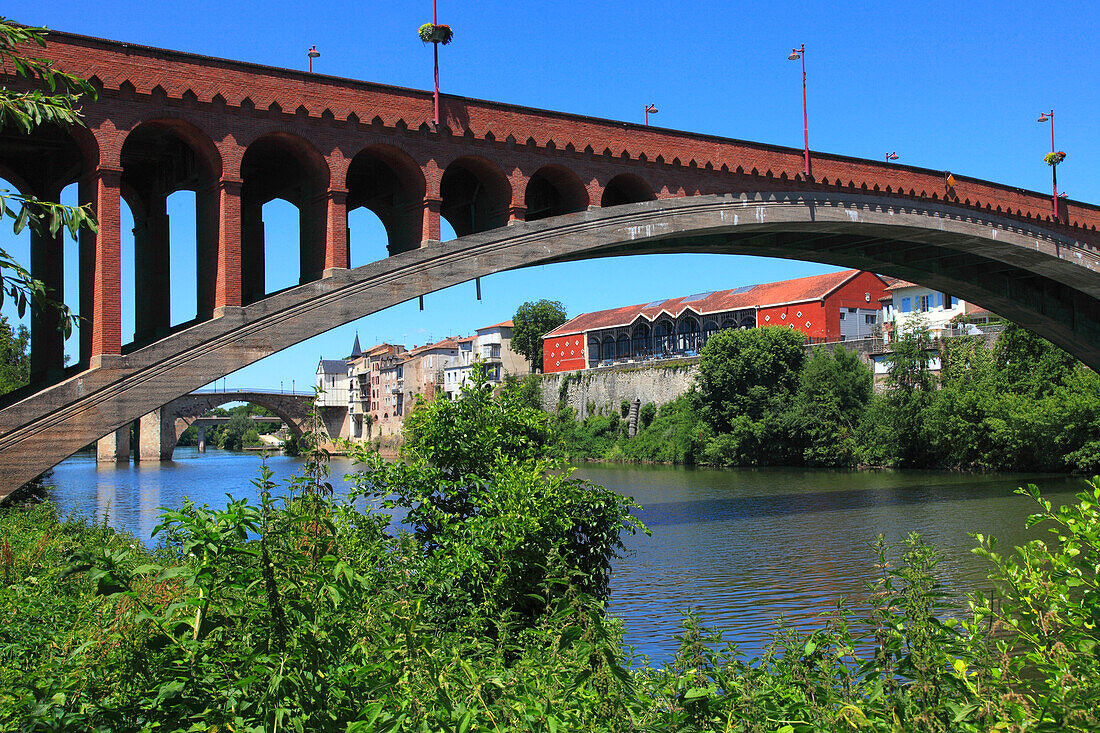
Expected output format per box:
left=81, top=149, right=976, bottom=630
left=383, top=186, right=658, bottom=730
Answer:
left=0, top=18, right=98, bottom=336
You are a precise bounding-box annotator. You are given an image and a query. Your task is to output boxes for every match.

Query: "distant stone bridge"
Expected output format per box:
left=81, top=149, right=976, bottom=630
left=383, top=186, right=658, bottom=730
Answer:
left=96, top=390, right=313, bottom=462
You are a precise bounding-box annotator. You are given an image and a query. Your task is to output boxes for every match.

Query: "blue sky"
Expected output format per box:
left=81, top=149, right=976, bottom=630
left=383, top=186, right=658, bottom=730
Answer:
left=4, top=1, right=1098, bottom=389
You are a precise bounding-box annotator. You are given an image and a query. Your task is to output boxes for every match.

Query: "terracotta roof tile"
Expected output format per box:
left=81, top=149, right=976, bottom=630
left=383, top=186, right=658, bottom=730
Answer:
left=545, top=270, right=867, bottom=337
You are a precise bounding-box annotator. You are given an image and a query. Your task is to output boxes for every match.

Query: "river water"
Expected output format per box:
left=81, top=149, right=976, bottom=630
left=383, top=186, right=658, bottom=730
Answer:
left=41, top=448, right=1082, bottom=664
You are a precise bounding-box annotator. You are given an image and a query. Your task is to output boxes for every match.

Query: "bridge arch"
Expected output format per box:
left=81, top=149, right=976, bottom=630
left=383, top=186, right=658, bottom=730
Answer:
left=601, top=173, right=656, bottom=208
left=439, top=155, right=511, bottom=236
left=0, top=120, right=97, bottom=383
left=143, top=392, right=312, bottom=461
left=239, top=132, right=330, bottom=302
left=120, top=119, right=223, bottom=338
left=5, top=192, right=1100, bottom=494
left=524, top=164, right=589, bottom=222
left=346, top=143, right=426, bottom=257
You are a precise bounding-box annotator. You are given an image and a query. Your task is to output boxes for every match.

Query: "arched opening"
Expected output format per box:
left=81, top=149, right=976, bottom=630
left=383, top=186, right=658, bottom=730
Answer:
left=348, top=207, right=388, bottom=267
left=440, top=156, right=510, bottom=237
left=588, top=337, right=601, bottom=367
left=632, top=323, right=651, bottom=358
left=166, top=396, right=304, bottom=459
left=0, top=121, right=93, bottom=384
left=240, top=134, right=329, bottom=304
left=261, top=199, right=301, bottom=293
left=600, top=173, right=656, bottom=208
left=524, top=165, right=589, bottom=222
left=120, top=120, right=220, bottom=340
left=740, top=315, right=756, bottom=329
left=601, top=335, right=616, bottom=362
left=346, top=145, right=425, bottom=259
left=703, top=319, right=720, bottom=344
left=616, top=333, right=630, bottom=358
left=677, top=317, right=701, bottom=353
left=654, top=320, right=674, bottom=355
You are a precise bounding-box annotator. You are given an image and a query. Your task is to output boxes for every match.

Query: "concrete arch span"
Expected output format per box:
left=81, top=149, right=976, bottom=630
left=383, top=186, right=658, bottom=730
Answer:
left=1, top=191, right=1099, bottom=495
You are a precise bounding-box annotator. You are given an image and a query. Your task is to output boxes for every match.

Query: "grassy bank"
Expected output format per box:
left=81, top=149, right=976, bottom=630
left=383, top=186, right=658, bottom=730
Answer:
left=3, top=371, right=1099, bottom=730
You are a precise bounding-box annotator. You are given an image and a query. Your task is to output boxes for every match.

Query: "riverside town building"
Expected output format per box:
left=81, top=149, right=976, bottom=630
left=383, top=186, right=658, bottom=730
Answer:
left=541, top=270, right=889, bottom=373
left=315, top=322, right=528, bottom=440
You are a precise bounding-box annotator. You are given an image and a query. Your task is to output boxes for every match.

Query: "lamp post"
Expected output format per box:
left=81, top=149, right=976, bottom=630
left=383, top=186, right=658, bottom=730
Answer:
left=307, top=45, right=319, bottom=73
left=885, top=151, right=898, bottom=162
left=1037, top=110, right=1061, bottom=219
left=433, top=0, right=440, bottom=125
left=645, top=103, right=658, bottom=126
left=788, top=44, right=810, bottom=178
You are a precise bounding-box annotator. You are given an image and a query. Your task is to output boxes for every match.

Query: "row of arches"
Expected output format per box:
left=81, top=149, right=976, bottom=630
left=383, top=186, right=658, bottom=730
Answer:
left=0, top=116, right=660, bottom=386
left=587, top=313, right=757, bottom=366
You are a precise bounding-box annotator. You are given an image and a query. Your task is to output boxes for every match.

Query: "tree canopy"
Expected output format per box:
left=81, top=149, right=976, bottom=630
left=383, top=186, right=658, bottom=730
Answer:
left=511, top=299, right=567, bottom=372
left=0, top=314, right=30, bottom=394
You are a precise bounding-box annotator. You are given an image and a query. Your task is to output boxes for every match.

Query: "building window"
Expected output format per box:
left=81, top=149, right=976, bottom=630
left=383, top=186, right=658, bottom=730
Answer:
left=839, top=312, right=845, bottom=320
left=901, top=297, right=911, bottom=313
left=865, top=314, right=876, bottom=324
left=920, top=295, right=930, bottom=312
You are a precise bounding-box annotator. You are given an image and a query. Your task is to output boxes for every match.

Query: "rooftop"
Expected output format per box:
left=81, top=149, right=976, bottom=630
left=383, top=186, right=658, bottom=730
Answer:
left=546, top=270, right=877, bottom=337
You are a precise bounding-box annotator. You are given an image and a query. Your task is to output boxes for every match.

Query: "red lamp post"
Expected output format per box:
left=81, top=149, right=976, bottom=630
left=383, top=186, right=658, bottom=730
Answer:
left=433, top=0, right=440, bottom=125
left=1037, top=110, right=1061, bottom=219
left=645, top=104, right=658, bottom=126
left=307, top=45, right=319, bottom=73
left=788, top=44, right=810, bottom=178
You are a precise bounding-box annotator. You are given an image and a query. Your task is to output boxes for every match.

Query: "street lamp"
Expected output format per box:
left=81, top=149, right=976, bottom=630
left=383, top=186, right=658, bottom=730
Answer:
left=1037, top=110, right=1062, bottom=219
left=645, top=103, right=658, bottom=126
left=307, top=45, right=320, bottom=73
left=885, top=151, right=898, bottom=162
left=788, top=44, right=810, bottom=178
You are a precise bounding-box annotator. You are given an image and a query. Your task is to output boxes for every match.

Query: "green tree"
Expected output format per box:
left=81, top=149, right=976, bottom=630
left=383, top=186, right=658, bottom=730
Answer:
left=511, top=299, right=567, bottom=372
left=994, top=322, right=1077, bottom=398
left=695, top=326, right=806, bottom=432
left=217, top=412, right=253, bottom=451
left=0, top=19, right=98, bottom=331
left=881, top=319, right=936, bottom=466
left=695, top=326, right=806, bottom=465
left=354, top=366, right=641, bottom=623
left=0, top=314, right=29, bottom=394
left=789, top=346, right=873, bottom=465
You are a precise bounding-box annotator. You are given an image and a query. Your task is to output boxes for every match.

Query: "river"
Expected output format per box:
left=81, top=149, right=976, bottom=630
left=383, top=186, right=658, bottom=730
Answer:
left=40, top=448, right=1082, bottom=664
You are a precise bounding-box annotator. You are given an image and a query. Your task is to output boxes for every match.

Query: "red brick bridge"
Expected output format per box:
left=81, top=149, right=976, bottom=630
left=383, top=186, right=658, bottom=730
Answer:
left=1, top=29, right=1099, bottom=497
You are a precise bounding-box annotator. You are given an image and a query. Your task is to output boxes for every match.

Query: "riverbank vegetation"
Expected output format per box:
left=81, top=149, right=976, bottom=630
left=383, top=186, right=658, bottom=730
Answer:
left=2, top=370, right=1100, bottom=730
left=176, top=403, right=279, bottom=451
left=552, top=323, right=1100, bottom=472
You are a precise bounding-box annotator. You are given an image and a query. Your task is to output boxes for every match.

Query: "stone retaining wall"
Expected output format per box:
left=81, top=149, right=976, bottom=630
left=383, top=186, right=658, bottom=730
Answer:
left=534, top=331, right=1005, bottom=417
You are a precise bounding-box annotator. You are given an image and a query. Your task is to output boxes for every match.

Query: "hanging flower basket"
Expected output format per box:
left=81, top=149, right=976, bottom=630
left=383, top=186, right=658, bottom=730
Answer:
left=418, top=23, right=453, bottom=45
left=1045, top=151, right=1066, bottom=166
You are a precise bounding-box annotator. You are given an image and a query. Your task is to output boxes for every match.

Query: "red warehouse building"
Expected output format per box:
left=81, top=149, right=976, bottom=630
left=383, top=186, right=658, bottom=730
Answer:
left=542, top=270, right=888, bottom=373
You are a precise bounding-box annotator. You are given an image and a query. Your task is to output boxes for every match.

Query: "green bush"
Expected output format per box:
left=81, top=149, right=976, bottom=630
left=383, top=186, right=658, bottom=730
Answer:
left=6, top=359, right=1100, bottom=729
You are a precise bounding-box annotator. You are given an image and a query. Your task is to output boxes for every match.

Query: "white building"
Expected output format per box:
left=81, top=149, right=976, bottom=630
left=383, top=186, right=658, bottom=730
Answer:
left=442, top=321, right=529, bottom=399
left=881, top=279, right=964, bottom=341
left=315, top=358, right=351, bottom=407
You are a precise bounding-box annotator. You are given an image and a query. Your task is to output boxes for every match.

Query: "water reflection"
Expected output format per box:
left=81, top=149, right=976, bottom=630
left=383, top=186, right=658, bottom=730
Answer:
left=574, top=464, right=1080, bottom=663
left=44, top=452, right=1081, bottom=665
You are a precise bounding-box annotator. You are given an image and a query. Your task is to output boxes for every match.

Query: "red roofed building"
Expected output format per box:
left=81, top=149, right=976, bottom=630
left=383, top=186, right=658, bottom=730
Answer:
left=542, top=270, right=889, bottom=373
